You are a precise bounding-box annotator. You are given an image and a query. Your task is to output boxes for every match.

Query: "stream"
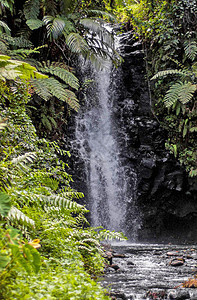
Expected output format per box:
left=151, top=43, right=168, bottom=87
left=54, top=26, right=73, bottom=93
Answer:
left=102, top=243, right=197, bottom=300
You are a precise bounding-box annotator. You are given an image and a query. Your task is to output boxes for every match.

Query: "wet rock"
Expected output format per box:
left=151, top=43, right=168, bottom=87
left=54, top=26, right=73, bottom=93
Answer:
left=113, top=253, right=126, bottom=258
left=111, top=264, right=120, bottom=271
left=110, top=291, right=127, bottom=300
left=106, top=267, right=116, bottom=273
left=127, top=259, right=135, bottom=266
left=170, top=258, right=185, bottom=267
left=167, top=252, right=180, bottom=257
left=176, top=290, right=190, bottom=299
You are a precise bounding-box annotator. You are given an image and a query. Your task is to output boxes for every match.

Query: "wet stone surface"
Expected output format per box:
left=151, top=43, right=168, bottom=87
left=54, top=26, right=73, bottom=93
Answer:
left=101, top=244, right=197, bottom=300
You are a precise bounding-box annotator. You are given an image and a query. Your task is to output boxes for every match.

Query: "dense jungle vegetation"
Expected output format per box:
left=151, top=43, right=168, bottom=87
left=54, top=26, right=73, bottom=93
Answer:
left=0, top=0, right=196, bottom=299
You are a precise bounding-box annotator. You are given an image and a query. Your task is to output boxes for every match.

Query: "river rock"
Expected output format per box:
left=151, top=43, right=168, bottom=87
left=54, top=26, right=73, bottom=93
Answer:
left=170, top=259, right=185, bottom=267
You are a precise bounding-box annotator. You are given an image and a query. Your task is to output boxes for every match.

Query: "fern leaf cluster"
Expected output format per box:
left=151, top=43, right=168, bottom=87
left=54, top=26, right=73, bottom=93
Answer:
left=39, top=62, right=79, bottom=90
left=31, top=78, right=79, bottom=111
left=8, top=206, right=35, bottom=227
left=66, top=32, right=89, bottom=54
left=151, top=69, right=189, bottom=80
left=24, top=0, right=40, bottom=20
left=184, top=40, right=197, bottom=61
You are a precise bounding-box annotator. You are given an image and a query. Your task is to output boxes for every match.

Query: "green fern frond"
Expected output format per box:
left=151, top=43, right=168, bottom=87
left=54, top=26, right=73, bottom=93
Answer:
left=8, top=206, right=35, bottom=227
left=26, top=19, right=44, bottom=30
left=184, top=40, right=197, bottom=61
left=41, top=114, right=52, bottom=131
left=31, top=78, right=79, bottom=111
left=61, top=191, right=84, bottom=200
left=164, top=82, right=182, bottom=107
left=151, top=69, right=189, bottom=80
left=24, top=0, right=40, bottom=20
left=0, top=117, right=7, bottom=131
left=11, top=152, right=37, bottom=165
left=0, top=34, right=33, bottom=48
left=41, top=0, right=57, bottom=16
left=0, top=192, right=11, bottom=217
left=39, top=64, right=79, bottom=90
left=164, top=81, right=196, bottom=107
left=0, top=20, right=11, bottom=34
left=66, top=33, right=89, bottom=54
left=43, top=16, right=70, bottom=39
left=30, top=78, right=51, bottom=100
left=10, top=45, right=47, bottom=58
left=0, top=0, right=14, bottom=14
left=178, top=82, right=196, bottom=104
left=97, top=229, right=127, bottom=241
left=30, top=193, right=86, bottom=213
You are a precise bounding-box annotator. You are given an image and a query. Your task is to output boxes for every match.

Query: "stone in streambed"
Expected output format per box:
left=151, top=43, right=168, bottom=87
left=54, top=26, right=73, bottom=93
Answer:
left=111, top=264, right=120, bottom=271
left=167, top=251, right=181, bottom=257
left=113, top=253, right=126, bottom=258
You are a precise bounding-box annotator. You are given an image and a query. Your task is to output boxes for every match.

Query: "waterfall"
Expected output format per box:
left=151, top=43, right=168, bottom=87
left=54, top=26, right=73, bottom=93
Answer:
left=74, top=33, right=140, bottom=239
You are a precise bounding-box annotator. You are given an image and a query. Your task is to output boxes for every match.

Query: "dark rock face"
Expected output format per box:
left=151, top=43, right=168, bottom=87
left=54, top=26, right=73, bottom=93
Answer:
left=112, top=31, right=197, bottom=243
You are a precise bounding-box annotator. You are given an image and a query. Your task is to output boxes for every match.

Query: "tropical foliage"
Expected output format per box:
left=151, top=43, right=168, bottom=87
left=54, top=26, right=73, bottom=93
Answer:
left=0, top=1, right=128, bottom=298
left=0, top=76, right=126, bottom=298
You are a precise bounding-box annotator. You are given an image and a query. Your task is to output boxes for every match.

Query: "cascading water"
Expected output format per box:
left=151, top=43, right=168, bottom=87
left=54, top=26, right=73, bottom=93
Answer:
left=74, top=32, right=140, bottom=239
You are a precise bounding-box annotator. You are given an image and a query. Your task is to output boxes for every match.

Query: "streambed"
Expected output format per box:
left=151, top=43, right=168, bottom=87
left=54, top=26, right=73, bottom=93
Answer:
left=102, top=244, right=197, bottom=300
